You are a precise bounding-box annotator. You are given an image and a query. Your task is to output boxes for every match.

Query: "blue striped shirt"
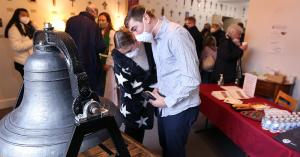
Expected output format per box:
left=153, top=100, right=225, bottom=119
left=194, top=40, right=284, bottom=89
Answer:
left=152, top=17, right=201, bottom=117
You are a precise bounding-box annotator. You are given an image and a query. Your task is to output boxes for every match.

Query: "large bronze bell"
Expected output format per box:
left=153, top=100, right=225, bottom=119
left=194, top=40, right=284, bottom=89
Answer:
left=0, top=24, right=128, bottom=157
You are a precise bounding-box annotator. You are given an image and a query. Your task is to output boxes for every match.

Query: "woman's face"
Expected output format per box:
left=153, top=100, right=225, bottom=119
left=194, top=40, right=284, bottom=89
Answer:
left=19, top=11, right=29, bottom=19
left=118, top=40, right=138, bottom=54
left=19, top=11, right=30, bottom=24
left=118, top=45, right=133, bottom=54
left=98, top=15, right=108, bottom=29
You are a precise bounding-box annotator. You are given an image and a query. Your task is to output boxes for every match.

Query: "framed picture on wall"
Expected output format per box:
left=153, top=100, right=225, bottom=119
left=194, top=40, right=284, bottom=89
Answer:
left=128, top=0, right=139, bottom=11
left=185, top=11, right=189, bottom=18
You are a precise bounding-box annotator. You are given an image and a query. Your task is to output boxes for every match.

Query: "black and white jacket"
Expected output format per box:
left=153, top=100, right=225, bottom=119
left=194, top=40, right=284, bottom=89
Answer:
left=112, top=43, right=157, bottom=130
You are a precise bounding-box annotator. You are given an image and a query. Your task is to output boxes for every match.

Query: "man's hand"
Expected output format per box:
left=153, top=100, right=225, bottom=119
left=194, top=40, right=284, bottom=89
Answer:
left=240, top=42, right=248, bottom=51
left=149, top=89, right=167, bottom=108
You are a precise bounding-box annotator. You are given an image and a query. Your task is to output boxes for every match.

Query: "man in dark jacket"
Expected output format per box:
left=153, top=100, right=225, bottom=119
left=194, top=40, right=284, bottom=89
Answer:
left=65, top=4, right=106, bottom=96
left=184, top=16, right=203, bottom=60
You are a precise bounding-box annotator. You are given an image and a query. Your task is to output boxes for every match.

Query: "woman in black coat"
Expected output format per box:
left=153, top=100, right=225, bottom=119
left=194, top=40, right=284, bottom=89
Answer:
left=112, top=30, right=157, bottom=143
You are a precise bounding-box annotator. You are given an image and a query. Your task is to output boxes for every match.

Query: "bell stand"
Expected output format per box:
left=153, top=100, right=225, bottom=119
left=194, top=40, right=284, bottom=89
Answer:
left=65, top=114, right=130, bottom=157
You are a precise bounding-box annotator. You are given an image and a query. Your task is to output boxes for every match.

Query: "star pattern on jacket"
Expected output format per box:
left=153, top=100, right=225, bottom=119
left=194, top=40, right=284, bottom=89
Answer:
left=112, top=47, right=156, bottom=130
left=135, top=116, right=148, bottom=128
left=120, top=104, right=131, bottom=117
left=115, top=72, right=128, bottom=86
left=141, top=100, right=148, bottom=108
left=134, top=87, right=144, bottom=94
left=131, top=80, right=142, bottom=88
left=124, top=93, right=132, bottom=99
left=122, top=67, right=131, bottom=75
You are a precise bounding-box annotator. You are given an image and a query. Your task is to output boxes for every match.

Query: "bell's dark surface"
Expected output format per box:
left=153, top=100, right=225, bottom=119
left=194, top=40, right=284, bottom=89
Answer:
left=0, top=44, right=75, bottom=156
left=0, top=26, right=122, bottom=157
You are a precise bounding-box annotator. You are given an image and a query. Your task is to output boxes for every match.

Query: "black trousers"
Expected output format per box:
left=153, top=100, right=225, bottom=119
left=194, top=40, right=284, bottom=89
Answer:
left=14, top=62, right=24, bottom=78
left=124, top=126, right=145, bottom=143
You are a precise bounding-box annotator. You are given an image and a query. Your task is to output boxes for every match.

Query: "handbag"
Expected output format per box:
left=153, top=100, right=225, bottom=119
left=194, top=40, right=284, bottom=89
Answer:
left=201, top=55, right=215, bottom=71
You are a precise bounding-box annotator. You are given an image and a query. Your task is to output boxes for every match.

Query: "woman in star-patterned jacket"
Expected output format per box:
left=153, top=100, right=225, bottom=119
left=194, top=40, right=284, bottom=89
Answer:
left=111, top=30, right=157, bottom=143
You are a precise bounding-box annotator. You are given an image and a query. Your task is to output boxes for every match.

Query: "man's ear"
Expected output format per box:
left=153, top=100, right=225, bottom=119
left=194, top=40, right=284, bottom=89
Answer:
left=144, top=13, right=151, bottom=24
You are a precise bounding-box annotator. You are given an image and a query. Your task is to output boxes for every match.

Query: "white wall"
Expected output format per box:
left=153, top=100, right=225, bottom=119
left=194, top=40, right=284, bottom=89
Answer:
left=139, top=0, right=248, bottom=29
left=0, top=38, right=22, bottom=109
left=0, top=0, right=127, bottom=109
left=0, top=0, right=127, bottom=31
left=244, top=0, right=300, bottom=107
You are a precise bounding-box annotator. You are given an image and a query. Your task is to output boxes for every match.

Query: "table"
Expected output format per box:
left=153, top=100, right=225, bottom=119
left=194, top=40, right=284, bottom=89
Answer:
left=79, top=134, right=157, bottom=157
left=200, top=84, right=300, bottom=157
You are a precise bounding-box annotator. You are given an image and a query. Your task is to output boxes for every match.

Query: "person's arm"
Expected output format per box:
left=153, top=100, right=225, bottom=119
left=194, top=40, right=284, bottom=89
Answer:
left=105, top=30, right=116, bottom=66
left=111, top=51, right=135, bottom=95
left=8, top=25, right=33, bottom=52
left=163, top=30, right=201, bottom=108
left=221, top=40, right=243, bottom=62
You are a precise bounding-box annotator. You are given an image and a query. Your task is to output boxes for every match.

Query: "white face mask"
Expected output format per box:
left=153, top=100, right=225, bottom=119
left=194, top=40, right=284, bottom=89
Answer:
left=125, top=48, right=139, bottom=58
left=210, top=28, right=217, bottom=33
left=135, top=32, right=153, bottom=43
left=20, top=16, right=30, bottom=24
left=135, top=18, right=160, bottom=43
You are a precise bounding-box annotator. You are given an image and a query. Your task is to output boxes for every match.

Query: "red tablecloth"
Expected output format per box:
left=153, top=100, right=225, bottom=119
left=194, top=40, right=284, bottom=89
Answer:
left=200, top=84, right=300, bottom=157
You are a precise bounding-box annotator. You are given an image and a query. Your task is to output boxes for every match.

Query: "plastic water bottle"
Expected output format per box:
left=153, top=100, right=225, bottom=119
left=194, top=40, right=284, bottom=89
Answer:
left=235, top=78, right=239, bottom=85
left=270, top=118, right=280, bottom=133
left=296, top=117, right=300, bottom=128
left=278, top=118, right=286, bottom=133
left=291, top=117, right=297, bottom=129
left=218, top=74, right=224, bottom=86
left=284, top=118, right=292, bottom=131
left=262, top=116, right=271, bottom=130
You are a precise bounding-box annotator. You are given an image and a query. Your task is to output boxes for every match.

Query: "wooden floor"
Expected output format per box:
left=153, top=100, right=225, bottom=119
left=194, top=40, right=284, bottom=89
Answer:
left=0, top=107, right=13, bottom=119
left=79, top=134, right=156, bottom=157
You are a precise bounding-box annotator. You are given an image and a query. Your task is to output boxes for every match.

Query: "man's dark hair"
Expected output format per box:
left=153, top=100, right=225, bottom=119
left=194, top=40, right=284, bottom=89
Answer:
left=185, top=16, right=196, bottom=23
left=124, top=5, right=155, bottom=28
left=237, top=22, right=244, bottom=29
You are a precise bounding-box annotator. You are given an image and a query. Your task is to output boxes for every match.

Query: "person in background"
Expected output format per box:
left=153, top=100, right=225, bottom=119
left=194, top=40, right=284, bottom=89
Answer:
left=210, top=23, right=226, bottom=47
left=237, top=22, right=245, bottom=42
left=112, top=29, right=157, bottom=143
left=201, top=23, right=211, bottom=38
left=212, top=24, right=248, bottom=84
left=125, top=5, right=201, bottom=157
left=65, top=4, right=106, bottom=96
left=98, top=12, right=118, bottom=106
left=5, top=8, right=36, bottom=78
left=184, top=16, right=204, bottom=60
left=200, top=35, right=217, bottom=83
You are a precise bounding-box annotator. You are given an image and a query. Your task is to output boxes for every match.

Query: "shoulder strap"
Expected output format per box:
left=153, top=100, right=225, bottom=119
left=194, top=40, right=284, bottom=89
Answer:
left=143, top=42, right=156, bottom=72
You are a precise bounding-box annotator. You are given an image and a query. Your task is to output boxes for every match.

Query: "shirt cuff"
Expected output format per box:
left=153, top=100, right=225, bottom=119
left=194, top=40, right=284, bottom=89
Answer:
left=149, top=83, right=158, bottom=89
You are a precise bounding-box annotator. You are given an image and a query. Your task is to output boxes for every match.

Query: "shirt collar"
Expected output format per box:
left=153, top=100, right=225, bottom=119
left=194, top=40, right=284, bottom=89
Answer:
left=154, top=16, right=169, bottom=40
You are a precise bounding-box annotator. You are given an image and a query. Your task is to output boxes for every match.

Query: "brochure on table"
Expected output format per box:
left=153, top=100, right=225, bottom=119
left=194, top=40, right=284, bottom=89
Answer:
left=211, top=73, right=258, bottom=100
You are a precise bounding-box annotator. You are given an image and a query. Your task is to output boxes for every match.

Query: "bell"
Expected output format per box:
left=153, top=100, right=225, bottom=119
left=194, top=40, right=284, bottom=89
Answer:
left=0, top=24, right=125, bottom=157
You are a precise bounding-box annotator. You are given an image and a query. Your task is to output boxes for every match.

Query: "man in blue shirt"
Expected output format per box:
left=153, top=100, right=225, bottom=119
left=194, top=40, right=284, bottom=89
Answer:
left=125, top=5, right=201, bottom=157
